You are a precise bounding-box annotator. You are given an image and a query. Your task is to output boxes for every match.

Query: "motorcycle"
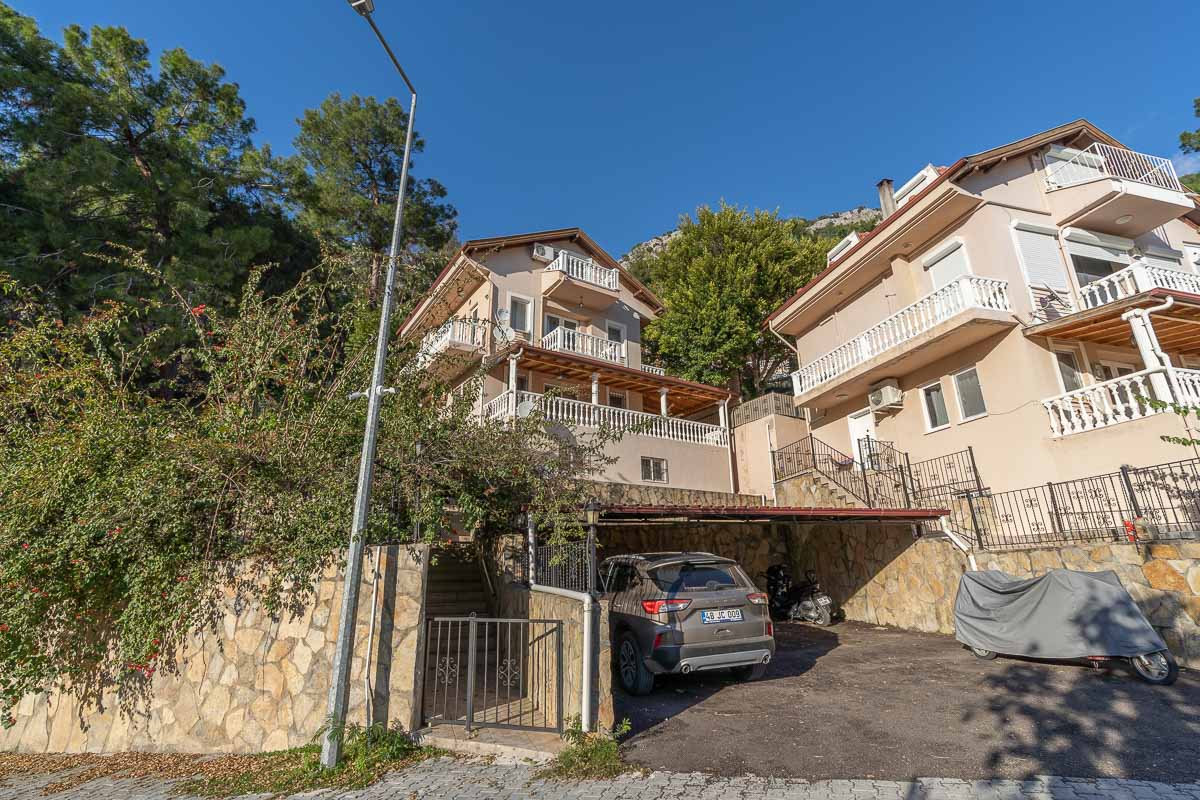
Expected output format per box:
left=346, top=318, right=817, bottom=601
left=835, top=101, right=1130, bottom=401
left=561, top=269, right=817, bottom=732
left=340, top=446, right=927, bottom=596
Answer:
left=957, top=570, right=1179, bottom=686
left=765, top=564, right=836, bottom=626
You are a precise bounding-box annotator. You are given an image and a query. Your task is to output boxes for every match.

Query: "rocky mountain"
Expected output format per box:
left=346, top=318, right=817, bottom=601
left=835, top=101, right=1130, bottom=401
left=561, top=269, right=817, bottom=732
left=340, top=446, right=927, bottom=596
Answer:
left=620, top=205, right=881, bottom=266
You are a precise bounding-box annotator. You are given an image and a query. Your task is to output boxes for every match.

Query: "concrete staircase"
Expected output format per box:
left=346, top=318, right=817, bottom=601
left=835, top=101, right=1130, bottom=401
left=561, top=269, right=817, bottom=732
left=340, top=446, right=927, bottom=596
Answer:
left=425, top=551, right=492, bottom=618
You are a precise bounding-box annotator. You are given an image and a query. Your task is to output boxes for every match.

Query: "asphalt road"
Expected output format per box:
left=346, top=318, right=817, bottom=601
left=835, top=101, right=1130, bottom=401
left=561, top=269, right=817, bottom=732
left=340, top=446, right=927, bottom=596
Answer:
left=617, top=620, right=1200, bottom=782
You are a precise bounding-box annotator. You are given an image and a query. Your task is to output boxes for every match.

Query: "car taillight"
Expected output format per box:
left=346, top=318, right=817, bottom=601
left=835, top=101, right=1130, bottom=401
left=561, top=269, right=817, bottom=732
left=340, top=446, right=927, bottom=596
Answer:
left=642, top=598, right=691, bottom=614
left=747, top=592, right=768, bottom=605
left=766, top=621, right=774, bottom=637
left=652, top=633, right=664, bottom=650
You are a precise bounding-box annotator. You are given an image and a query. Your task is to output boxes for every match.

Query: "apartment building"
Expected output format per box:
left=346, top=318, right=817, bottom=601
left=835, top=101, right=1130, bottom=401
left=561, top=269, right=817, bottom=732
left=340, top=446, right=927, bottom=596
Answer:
left=767, top=120, right=1200, bottom=494
left=399, top=228, right=736, bottom=492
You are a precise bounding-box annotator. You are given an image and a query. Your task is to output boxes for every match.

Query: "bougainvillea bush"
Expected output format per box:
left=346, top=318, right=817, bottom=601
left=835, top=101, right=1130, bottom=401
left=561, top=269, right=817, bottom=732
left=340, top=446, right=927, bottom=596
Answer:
left=0, top=253, right=613, bottom=726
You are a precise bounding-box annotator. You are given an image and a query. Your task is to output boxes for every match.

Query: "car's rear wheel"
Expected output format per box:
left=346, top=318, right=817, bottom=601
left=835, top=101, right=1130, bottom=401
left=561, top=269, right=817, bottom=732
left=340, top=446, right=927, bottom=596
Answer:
left=617, top=631, right=655, bottom=695
left=1130, top=650, right=1178, bottom=686
left=969, top=646, right=998, bottom=660
left=731, top=662, right=768, bottom=682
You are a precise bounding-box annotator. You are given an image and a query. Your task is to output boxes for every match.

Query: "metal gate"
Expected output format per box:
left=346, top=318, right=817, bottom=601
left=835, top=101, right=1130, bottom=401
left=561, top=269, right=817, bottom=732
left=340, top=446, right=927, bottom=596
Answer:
left=422, top=615, right=564, bottom=733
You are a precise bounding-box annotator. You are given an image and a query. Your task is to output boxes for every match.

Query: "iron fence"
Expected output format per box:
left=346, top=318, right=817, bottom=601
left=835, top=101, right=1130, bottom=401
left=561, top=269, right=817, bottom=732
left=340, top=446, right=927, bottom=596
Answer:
left=1125, top=458, right=1200, bottom=539
left=771, top=434, right=908, bottom=509
left=772, top=436, right=814, bottom=482
left=423, top=616, right=564, bottom=733
left=534, top=538, right=597, bottom=594
left=908, top=448, right=983, bottom=506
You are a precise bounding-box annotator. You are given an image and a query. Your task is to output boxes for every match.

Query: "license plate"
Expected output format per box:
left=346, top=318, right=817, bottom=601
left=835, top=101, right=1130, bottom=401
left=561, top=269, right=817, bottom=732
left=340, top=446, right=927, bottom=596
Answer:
left=701, top=609, right=743, bottom=624
left=817, top=596, right=832, bottom=606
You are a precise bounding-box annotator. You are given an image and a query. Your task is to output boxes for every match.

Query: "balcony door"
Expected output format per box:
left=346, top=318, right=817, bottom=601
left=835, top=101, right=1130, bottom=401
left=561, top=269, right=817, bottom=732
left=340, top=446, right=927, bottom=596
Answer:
left=847, top=409, right=876, bottom=466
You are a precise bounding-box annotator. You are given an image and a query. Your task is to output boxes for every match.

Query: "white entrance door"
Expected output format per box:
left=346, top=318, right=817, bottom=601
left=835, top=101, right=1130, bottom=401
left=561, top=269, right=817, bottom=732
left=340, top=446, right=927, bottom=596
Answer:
left=847, top=409, right=876, bottom=465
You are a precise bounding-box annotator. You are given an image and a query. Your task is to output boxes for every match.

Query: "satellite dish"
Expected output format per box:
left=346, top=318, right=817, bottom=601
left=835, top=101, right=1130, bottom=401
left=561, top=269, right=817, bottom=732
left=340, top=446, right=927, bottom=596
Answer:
left=515, top=399, right=537, bottom=418
left=545, top=422, right=577, bottom=447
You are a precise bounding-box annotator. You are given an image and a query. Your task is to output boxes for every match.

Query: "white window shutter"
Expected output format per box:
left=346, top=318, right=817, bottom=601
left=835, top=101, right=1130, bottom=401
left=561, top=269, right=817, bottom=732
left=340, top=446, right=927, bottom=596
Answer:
left=927, top=244, right=969, bottom=289
left=1015, top=228, right=1069, bottom=291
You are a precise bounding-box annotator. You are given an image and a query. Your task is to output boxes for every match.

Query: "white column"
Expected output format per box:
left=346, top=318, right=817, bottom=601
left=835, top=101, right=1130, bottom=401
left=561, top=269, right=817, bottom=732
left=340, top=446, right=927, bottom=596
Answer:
left=591, top=372, right=600, bottom=405
left=1123, top=310, right=1173, bottom=401
left=507, top=354, right=519, bottom=392
left=719, top=398, right=729, bottom=428
left=659, top=387, right=669, bottom=417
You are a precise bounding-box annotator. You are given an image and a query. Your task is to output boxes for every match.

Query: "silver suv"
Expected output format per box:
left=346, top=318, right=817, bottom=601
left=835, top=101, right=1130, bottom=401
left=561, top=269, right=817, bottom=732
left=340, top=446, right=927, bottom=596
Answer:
left=601, top=552, right=775, bottom=695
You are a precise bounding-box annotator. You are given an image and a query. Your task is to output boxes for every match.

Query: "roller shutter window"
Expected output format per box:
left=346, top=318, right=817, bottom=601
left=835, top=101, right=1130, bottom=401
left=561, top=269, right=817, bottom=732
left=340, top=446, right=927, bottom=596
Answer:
left=1014, top=226, right=1070, bottom=292
left=1141, top=251, right=1184, bottom=271
left=926, top=242, right=970, bottom=290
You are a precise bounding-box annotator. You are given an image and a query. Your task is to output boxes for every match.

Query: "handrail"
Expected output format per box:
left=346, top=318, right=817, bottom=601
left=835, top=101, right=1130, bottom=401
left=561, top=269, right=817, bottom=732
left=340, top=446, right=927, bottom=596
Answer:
left=546, top=251, right=619, bottom=291
left=540, top=327, right=626, bottom=365
left=417, top=317, right=489, bottom=367
left=1080, top=261, right=1200, bottom=310
left=483, top=389, right=728, bottom=447
left=791, top=276, right=1011, bottom=396
left=1045, top=142, right=1183, bottom=192
left=1041, top=366, right=1186, bottom=436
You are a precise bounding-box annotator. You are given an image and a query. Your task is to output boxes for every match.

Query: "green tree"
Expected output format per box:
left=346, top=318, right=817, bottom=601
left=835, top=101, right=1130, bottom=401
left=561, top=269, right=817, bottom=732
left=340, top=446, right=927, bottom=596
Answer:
left=287, top=93, right=457, bottom=303
left=1180, top=96, right=1200, bottom=193
left=0, top=4, right=314, bottom=318
left=639, top=203, right=831, bottom=396
left=0, top=251, right=615, bottom=725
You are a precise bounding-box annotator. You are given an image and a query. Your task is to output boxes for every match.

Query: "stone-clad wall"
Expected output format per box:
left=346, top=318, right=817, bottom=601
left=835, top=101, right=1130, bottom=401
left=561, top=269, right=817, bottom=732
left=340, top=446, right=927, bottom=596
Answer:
left=591, top=482, right=765, bottom=509
left=527, top=589, right=615, bottom=733
left=1, top=544, right=429, bottom=754
left=789, top=524, right=1200, bottom=668
left=599, top=523, right=789, bottom=586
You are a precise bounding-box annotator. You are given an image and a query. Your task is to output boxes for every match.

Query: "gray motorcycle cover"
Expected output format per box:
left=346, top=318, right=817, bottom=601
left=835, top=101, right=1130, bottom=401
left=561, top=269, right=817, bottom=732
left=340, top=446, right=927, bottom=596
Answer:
left=954, top=569, right=1165, bottom=659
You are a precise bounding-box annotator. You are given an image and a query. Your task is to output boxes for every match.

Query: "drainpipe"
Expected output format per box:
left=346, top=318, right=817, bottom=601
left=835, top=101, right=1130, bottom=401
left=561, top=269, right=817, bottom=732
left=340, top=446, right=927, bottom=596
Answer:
left=528, top=515, right=595, bottom=733
left=1122, top=297, right=1174, bottom=402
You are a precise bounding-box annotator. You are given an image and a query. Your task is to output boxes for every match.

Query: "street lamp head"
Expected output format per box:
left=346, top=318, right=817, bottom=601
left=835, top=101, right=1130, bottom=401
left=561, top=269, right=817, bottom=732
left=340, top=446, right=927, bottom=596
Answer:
left=347, top=0, right=375, bottom=16
left=583, top=497, right=602, bottom=527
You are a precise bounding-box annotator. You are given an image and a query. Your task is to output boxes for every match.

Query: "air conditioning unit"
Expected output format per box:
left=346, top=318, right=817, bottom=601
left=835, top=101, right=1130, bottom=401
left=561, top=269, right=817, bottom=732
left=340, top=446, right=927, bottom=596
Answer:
left=531, top=243, right=556, bottom=263
left=868, top=379, right=903, bottom=411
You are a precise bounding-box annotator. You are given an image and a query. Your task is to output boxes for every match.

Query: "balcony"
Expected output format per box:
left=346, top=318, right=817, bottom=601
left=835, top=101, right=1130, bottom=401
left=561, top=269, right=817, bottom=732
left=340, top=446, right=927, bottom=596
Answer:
left=483, top=390, right=729, bottom=447
left=1044, top=143, right=1194, bottom=237
left=790, top=275, right=1016, bottom=407
left=1042, top=366, right=1200, bottom=437
left=540, top=327, right=626, bottom=365
left=416, top=317, right=488, bottom=376
left=1079, top=261, right=1200, bottom=310
left=540, top=251, right=620, bottom=311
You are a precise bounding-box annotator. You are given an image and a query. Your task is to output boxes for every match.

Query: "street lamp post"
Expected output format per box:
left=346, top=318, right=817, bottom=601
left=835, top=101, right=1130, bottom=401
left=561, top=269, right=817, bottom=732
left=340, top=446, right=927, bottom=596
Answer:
left=583, top=498, right=601, bottom=593
left=321, top=0, right=419, bottom=769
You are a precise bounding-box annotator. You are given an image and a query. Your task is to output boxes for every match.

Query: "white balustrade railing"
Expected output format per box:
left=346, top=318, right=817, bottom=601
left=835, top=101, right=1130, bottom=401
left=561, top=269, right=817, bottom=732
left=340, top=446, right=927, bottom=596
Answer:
left=1080, top=261, right=1200, bottom=310
left=540, top=327, right=626, bottom=365
left=483, top=389, right=728, bottom=447
left=1042, top=367, right=1200, bottom=437
left=791, top=275, right=1012, bottom=396
left=640, top=364, right=667, bottom=376
left=417, top=317, right=488, bottom=367
left=546, top=251, right=620, bottom=291
left=1045, top=143, right=1183, bottom=192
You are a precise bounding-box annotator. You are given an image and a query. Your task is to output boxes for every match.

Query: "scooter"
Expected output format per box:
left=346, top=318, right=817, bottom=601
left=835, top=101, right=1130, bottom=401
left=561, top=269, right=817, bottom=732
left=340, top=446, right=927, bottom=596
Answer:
left=765, top=564, right=837, bottom=626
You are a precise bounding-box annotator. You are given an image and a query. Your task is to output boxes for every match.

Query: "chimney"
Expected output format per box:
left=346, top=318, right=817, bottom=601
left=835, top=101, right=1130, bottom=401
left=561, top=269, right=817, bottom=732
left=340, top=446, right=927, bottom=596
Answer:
left=876, top=178, right=896, bottom=218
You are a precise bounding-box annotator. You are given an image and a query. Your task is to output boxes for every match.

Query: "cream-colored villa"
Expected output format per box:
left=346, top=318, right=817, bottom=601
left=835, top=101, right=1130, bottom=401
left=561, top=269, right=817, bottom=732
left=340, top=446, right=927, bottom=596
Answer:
left=399, top=229, right=737, bottom=493
left=767, top=119, right=1200, bottom=494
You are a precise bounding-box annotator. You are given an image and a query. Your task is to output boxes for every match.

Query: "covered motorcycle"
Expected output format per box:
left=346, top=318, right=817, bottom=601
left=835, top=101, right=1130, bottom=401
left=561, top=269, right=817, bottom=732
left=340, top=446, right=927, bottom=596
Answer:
left=954, top=569, right=1177, bottom=685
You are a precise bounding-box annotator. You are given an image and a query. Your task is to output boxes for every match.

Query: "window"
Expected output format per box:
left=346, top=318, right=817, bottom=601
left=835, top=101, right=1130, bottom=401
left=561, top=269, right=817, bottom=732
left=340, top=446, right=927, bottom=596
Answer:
left=649, top=563, right=743, bottom=592
left=608, top=390, right=626, bottom=409
left=1055, top=351, right=1084, bottom=393
left=510, top=372, right=529, bottom=392
left=1186, top=244, right=1200, bottom=273
left=921, top=381, right=950, bottom=431
left=543, top=314, right=578, bottom=336
left=508, top=295, right=531, bottom=333
left=924, top=240, right=969, bottom=290
left=602, top=562, right=635, bottom=594
left=1071, top=254, right=1125, bottom=287
left=606, top=322, right=626, bottom=343
left=641, top=456, right=668, bottom=483
left=1012, top=222, right=1069, bottom=292
left=953, top=367, right=988, bottom=421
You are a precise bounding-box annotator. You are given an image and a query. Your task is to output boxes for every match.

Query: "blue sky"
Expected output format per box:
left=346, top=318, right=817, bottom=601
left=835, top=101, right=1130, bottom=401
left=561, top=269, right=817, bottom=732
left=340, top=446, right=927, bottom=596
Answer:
left=12, top=0, right=1200, bottom=257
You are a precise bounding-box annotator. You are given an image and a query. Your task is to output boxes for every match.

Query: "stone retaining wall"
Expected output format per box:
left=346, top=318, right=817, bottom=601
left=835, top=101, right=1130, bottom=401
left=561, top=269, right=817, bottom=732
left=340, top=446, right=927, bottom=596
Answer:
left=599, top=522, right=789, bottom=585
left=1, top=544, right=429, bottom=754
left=591, top=482, right=765, bottom=508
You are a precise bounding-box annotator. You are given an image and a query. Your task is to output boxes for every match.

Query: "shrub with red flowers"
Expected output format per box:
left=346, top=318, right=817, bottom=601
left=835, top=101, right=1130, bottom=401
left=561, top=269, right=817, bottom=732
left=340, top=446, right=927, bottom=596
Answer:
left=0, top=253, right=613, bottom=725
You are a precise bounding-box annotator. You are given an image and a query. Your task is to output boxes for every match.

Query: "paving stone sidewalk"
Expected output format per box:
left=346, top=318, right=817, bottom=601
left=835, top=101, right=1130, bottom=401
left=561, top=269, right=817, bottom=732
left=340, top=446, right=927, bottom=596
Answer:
left=4, top=758, right=1200, bottom=800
